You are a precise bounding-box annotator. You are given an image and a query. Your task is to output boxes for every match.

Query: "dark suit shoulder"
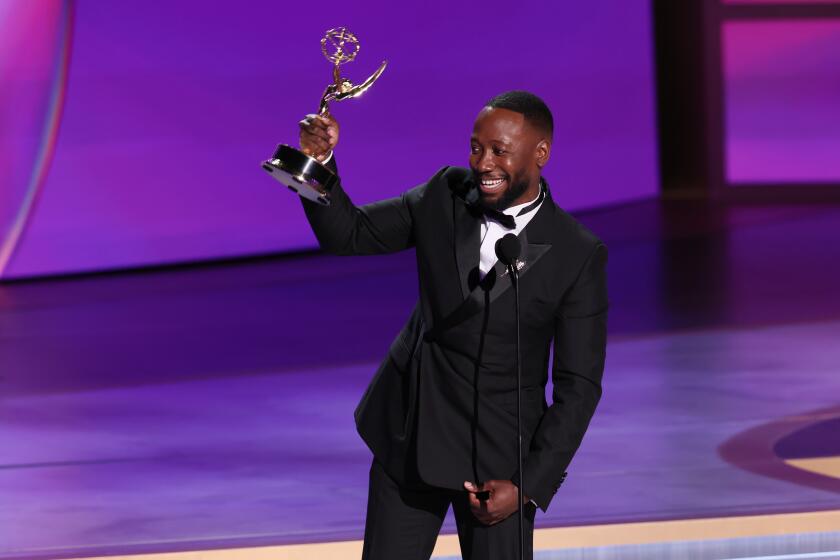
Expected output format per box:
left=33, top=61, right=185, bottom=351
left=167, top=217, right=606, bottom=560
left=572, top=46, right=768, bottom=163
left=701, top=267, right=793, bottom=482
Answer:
left=400, top=165, right=453, bottom=207
left=420, top=165, right=468, bottom=185
left=407, top=165, right=472, bottom=204
left=439, top=165, right=471, bottom=182
left=439, top=166, right=473, bottom=197
left=547, top=203, right=604, bottom=251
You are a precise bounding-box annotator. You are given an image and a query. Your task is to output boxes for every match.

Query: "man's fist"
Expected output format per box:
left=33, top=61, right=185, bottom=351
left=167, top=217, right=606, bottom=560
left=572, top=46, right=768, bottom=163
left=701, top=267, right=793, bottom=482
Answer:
left=299, top=113, right=339, bottom=161
left=463, top=480, right=526, bottom=526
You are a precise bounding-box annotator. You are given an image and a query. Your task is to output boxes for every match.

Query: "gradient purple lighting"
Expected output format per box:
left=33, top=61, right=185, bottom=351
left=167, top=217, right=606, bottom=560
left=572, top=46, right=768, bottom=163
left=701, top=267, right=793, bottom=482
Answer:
left=3, top=1, right=658, bottom=279
left=724, top=20, right=840, bottom=184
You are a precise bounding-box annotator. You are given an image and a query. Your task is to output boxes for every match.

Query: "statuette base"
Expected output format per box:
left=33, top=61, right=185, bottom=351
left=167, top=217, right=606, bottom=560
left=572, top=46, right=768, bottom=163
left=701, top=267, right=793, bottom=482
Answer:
left=262, top=144, right=338, bottom=206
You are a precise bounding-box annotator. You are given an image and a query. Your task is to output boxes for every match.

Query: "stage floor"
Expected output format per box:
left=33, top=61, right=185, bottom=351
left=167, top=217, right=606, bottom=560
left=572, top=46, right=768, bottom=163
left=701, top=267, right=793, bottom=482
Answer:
left=1, top=199, right=839, bottom=559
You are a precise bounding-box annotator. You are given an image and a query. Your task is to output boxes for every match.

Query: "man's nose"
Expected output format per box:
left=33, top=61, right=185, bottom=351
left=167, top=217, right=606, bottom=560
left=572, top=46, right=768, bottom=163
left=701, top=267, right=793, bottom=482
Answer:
left=477, top=151, right=495, bottom=172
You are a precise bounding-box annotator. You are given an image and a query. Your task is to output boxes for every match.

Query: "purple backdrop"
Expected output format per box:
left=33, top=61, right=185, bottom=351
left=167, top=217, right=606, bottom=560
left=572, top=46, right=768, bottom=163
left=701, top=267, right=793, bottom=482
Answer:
left=2, top=0, right=658, bottom=279
left=724, top=20, right=840, bottom=184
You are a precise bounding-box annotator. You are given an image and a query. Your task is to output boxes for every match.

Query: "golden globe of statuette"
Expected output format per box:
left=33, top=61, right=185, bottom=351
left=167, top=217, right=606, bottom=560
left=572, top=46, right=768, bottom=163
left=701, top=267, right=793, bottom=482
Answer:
left=321, top=27, right=360, bottom=66
left=261, top=27, right=387, bottom=205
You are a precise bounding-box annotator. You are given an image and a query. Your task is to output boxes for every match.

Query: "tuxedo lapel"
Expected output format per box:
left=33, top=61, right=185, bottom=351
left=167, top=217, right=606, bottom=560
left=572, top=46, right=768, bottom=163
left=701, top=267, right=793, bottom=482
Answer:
left=453, top=191, right=481, bottom=300
left=486, top=226, right=552, bottom=305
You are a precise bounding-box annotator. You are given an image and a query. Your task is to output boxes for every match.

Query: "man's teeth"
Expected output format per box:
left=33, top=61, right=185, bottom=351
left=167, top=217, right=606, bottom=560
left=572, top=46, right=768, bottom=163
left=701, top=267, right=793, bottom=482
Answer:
left=481, top=178, right=504, bottom=189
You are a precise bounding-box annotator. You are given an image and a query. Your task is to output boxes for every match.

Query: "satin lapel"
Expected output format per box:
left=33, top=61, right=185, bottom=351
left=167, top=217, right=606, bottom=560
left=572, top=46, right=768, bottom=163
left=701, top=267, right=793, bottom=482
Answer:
left=487, top=227, right=551, bottom=305
left=453, top=196, right=481, bottom=299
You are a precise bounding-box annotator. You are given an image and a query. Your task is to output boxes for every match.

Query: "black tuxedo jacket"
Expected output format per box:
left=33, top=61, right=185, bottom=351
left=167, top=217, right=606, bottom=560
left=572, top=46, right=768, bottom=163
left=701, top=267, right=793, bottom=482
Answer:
left=302, top=162, right=607, bottom=511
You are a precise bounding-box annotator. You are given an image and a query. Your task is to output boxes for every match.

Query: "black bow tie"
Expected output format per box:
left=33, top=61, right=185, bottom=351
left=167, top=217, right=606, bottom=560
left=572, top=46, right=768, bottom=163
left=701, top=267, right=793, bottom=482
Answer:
left=466, top=180, right=547, bottom=229
left=481, top=207, right=517, bottom=229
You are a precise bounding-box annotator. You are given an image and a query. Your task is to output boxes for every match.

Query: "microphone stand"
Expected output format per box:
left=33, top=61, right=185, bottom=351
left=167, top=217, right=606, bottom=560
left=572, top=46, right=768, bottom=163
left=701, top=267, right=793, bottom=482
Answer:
left=508, top=262, right=525, bottom=560
left=496, top=232, right=526, bottom=560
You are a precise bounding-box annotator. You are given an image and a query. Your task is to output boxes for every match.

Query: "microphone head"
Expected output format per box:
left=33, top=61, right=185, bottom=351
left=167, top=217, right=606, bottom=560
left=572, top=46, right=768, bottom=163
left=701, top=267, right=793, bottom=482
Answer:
left=495, top=233, right=521, bottom=266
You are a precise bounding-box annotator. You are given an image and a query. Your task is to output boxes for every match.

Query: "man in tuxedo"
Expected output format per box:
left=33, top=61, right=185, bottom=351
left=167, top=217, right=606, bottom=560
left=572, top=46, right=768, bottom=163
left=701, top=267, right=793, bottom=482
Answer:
left=298, top=90, right=607, bottom=560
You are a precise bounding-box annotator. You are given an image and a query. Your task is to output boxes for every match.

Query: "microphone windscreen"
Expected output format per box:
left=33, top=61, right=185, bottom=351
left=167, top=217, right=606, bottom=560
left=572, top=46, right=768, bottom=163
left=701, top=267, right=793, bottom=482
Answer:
left=495, top=233, right=521, bottom=265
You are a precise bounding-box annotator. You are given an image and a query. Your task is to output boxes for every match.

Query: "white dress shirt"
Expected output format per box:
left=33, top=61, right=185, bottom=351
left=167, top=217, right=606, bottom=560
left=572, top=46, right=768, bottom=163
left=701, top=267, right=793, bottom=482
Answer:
left=478, top=187, right=544, bottom=277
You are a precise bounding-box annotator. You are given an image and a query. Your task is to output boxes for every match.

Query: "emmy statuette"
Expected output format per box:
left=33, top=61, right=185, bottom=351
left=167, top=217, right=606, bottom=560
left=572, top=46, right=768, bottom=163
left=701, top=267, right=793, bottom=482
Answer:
left=262, top=27, right=387, bottom=205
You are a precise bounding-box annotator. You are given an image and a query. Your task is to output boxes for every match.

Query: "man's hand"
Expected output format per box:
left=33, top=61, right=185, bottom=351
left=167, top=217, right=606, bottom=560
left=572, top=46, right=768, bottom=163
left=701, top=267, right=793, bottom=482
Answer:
left=463, top=480, right=527, bottom=526
left=299, top=113, right=339, bottom=161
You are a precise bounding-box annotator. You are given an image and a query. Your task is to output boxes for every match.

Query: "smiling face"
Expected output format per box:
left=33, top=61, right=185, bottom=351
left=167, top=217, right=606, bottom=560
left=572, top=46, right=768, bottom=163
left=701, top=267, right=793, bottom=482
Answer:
left=469, top=107, right=550, bottom=211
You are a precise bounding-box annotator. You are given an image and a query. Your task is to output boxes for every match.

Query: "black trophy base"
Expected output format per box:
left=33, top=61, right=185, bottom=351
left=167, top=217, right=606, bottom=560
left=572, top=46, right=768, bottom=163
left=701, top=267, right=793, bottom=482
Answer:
left=262, top=144, right=338, bottom=206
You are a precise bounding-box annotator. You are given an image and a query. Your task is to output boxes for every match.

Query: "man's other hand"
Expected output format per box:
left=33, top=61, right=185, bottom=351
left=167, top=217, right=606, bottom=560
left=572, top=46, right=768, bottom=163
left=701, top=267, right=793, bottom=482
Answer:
left=299, top=113, right=339, bottom=161
left=463, top=480, right=525, bottom=525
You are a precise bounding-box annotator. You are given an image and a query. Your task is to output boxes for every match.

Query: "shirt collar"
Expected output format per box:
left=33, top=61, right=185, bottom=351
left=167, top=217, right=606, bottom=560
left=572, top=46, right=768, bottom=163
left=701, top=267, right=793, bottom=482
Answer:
left=502, top=178, right=546, bottom=217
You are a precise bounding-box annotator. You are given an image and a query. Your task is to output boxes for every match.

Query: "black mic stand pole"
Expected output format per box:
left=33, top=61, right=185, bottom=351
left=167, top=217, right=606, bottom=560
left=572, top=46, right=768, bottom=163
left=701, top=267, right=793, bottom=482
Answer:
left=496, top=232, right=525, bottom=560
left=509, top=262, right=525, bottom=560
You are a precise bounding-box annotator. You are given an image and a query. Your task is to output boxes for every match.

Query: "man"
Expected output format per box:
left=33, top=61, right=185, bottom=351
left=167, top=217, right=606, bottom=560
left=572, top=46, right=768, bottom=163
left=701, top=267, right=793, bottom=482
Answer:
left=298, top=91, right=607, bottom=559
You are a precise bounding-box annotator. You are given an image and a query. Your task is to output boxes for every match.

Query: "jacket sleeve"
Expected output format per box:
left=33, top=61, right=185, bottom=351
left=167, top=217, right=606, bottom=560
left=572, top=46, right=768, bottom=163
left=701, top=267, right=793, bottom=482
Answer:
left=300, top=156, right=426, bottom=255
left=521, top=242, right=608, bottom=511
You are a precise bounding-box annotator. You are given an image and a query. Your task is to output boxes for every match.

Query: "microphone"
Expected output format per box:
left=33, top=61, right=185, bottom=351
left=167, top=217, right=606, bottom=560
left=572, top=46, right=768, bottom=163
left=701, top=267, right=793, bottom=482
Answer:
left=495, top=233, right=525, bottom=560
left=495, top=233, right=521, bottom=267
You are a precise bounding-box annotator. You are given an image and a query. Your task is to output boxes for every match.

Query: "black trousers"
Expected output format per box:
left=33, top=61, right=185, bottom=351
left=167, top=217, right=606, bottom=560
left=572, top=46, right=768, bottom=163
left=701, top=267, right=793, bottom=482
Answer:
left=361, top=460, right=536, bottom=560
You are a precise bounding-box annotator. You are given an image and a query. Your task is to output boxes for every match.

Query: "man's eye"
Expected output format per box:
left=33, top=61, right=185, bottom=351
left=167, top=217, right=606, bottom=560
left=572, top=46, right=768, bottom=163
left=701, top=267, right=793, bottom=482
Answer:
left=470, top=146, right=480, bottom=154
left=493, top=148, right=506, bottom=155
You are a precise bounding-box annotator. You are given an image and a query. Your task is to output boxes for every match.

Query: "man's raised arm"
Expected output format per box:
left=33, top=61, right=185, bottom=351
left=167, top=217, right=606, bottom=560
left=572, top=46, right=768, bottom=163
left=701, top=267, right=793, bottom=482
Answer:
left=296, top=113, right=420, bottom=256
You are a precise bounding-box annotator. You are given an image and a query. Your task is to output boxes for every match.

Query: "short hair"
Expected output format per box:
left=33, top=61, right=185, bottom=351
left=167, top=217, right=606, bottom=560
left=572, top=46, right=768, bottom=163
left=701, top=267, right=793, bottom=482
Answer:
left=485, top=90, right=554, bottom=140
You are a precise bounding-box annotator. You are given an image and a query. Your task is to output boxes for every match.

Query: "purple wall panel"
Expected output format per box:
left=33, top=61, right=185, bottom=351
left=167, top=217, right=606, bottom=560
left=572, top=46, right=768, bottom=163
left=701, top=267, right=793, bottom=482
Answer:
left=4, top=0, right=658, bottom=278
left=724, top=20, right=840, bottom=184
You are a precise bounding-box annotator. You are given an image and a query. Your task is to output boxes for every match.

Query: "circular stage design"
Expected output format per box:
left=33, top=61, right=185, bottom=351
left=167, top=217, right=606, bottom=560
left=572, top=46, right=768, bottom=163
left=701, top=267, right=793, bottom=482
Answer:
left=719, top=405, right=840, bottom=494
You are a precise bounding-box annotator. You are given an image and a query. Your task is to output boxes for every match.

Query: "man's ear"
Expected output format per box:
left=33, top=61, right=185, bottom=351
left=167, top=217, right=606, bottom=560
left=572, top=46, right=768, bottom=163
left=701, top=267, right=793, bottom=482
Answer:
left=536, top=139, right=551, bottom=169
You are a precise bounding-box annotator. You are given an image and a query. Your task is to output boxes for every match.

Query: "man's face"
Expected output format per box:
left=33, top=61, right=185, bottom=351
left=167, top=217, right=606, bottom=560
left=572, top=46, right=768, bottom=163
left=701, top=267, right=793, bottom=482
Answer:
left=469, top=107, right=548, bottom=211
